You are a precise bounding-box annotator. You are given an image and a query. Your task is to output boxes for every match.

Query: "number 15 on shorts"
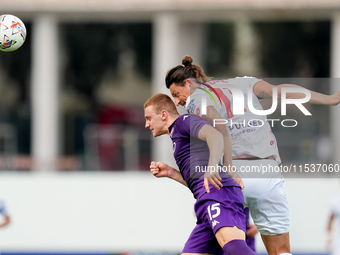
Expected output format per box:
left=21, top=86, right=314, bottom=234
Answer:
left=207, top=203, right=221, bottom=229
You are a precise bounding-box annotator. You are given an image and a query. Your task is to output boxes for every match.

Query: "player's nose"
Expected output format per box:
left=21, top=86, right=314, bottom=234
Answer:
left=175, top=98, right=180, bottom=106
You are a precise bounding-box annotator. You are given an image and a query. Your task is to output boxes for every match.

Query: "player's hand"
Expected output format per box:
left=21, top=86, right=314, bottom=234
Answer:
left=203, top=170, right=223, bottom=193
left=331, top=90, right=340, bottom=106
left=246, top=224, right=258, bottom=238
left=150, top=161, right=170, bottom=178
left=230, top=172, right=244, bottom=190
left=233, top=177, right=244, bottom=190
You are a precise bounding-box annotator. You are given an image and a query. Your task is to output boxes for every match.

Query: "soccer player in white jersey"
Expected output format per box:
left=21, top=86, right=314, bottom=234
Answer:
left=162, top=55, right=340, bottom=255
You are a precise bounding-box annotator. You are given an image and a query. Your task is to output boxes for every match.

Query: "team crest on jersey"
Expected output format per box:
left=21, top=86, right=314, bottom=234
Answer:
left=187, top=102, right=196, bottom=114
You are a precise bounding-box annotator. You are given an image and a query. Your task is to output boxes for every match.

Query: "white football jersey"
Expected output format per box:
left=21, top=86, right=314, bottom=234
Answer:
left=186, top=77, right=281, bottom=163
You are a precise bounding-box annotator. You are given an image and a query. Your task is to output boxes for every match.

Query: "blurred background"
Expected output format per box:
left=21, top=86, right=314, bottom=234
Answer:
left=0, top=0, right=340, bottom=254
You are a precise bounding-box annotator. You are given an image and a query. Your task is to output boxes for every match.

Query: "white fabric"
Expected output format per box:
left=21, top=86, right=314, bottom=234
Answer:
left=233, top=159, right=290, bottom=235
left=186, top=77, right=281, bottom=164
left=186, top=77, right=289, bottom=235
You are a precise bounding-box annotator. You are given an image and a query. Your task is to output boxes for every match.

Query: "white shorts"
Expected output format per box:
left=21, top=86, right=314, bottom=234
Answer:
left=232, top=159, right=290, bottom=235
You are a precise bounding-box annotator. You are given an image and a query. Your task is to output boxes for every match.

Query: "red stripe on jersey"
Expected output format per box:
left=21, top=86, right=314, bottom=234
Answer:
left=203, top=83, right=223, bottom=106
left=214, top=88, right=234, bottom=118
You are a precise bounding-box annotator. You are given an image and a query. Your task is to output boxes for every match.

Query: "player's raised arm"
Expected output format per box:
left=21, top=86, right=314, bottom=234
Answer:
left=197, top=124, right=224, bottom=193
left=254, top=80, right=340, bottom=105
left=150, top=161, right=188, bottom=187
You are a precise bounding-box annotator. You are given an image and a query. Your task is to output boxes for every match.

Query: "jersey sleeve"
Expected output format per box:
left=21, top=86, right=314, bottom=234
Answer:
left=234, top=76, right=262, bottom=91
left=247, top=77, right=263, bottom=91
left=176, top=114, right=211, bottom=140
left=189, top=114, right=212, bottom=139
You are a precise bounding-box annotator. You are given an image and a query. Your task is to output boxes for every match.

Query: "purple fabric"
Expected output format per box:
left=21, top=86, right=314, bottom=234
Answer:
left=246, top=236, right=256, bottom=253
left=223, top=239, right=258, bottom=255
left=168, top=114, right=247, bottom=254
left=182, top=186, right=246, bottom=254
left=169, top=114, right=240, bottom=199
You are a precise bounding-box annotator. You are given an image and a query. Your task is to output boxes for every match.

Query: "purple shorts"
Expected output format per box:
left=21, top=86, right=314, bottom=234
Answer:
left=182, top=186, right=246, bottom=254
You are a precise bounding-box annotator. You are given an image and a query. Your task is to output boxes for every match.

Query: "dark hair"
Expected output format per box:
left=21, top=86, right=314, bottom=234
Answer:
left=144, top=93, right=179, bottom=116
left=165, top=55, right=210, bottom=88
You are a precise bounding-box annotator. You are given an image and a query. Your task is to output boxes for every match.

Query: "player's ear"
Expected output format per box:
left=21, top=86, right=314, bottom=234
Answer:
left=161, top=110, right=168, bottom=121
left=185, top=78, right=191, bottom=88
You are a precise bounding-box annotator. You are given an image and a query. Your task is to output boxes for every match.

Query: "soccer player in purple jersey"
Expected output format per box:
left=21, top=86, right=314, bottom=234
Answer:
left=144, top=93, right=257, bottom=255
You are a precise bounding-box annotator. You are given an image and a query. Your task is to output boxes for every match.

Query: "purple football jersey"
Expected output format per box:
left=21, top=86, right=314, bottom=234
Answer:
left=169, top=114, right=240, bottom=199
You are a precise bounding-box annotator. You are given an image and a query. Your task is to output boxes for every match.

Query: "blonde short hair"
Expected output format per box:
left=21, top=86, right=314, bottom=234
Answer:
left=144, top=93, right=179, bottom=116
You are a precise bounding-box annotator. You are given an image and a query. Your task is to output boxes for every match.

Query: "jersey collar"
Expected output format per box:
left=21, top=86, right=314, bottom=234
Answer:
left=185, top=95, right=191, bottom=109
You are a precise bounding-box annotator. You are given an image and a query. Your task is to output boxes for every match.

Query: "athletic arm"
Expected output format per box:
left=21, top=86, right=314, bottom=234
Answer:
left=203, top=106, right=244, bottom=189
left=203, top=106, right=232, bottom=168
left=254, top=80, right=340, bottom=105
left=150, top=161, right=188, bottom=187
left=197, top=124, right=224, bottom=193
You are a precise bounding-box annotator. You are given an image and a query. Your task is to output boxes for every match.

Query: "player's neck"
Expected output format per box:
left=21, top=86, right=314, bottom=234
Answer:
left=190, top=81, right=200, bottom=94
left=166, top=114, right=180, bottom=133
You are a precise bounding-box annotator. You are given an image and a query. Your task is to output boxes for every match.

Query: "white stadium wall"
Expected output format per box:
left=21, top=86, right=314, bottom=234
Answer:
left=0, top=172, right=339, bottom=254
